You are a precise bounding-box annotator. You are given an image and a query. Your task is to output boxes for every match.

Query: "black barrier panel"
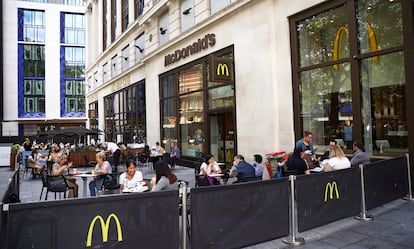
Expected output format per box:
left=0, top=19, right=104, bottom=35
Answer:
left=364, top=156, right=408, bottom=210
left=191, top=179, right=289, bottom=249
left=5, top=191, right=179, bottom=249
left=296, top=167, right=361, bottom=232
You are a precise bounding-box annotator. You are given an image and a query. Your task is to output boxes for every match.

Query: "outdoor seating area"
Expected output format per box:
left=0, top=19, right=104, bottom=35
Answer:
left=1, top=153, right=412, bottom=249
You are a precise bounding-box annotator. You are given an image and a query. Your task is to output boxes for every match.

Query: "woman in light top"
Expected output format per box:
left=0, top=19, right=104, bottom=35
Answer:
left=89, top=151, right=112, bottom=196
left=151, top=160, right=178, bottom=192
left=199, top=154, right=222, bottom=175
left=119, top=160, right=143, bottom=190
left=324, top=145, right=350, bottom=171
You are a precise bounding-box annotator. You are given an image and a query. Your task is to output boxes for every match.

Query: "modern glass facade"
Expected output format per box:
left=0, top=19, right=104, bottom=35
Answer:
left=104, top=81, right=146, bottom=144
left=160, top=47, right=235, bottom=162
left=290, top=0, right=410, bottom=157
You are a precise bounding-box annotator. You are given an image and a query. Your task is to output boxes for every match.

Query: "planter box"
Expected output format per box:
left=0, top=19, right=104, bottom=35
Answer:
left=69, top=151, right=97, bottom=166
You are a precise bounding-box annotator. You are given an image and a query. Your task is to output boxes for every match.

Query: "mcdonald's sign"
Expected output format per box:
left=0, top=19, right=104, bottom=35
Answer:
left=332, top=23, right=378, bottom=70
left=210, top=56, right=234, bottom=83
left=324, top=181, right=340, bottom=202
left=86, top=213, right=123, bottom=247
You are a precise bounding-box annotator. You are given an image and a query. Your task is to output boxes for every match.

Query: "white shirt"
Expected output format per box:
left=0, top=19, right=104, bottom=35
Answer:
left=119, top=171, right=143, bottom=189
left=199, top=162, right=220, bottom=175
left=328, top=157, right=351, bottom=171
left=106, top=142, right=120, bottom=154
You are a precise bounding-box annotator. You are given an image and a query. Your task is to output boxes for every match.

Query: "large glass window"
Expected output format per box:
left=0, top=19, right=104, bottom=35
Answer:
left=135, top=0, right=144, bottom=19
left=104, top=82, right=146, bottom=144
left=291, top=0, right=408, bottom=157
left=160, top=48, right=235, bottom=158
left=20, top=9, right=45, bottom=42
left=24, top=79, right=45, bottom=113
left=24, top=45, right=45, bottom=77
left=122, top=0, right=129, bottom=32
left=64, top=13, right=85, bottom=45
left=135, top=33, right=145, bottom=62
left=64, top=47, right=85, bottom=78
left=65, top=80, right=85, bottom=113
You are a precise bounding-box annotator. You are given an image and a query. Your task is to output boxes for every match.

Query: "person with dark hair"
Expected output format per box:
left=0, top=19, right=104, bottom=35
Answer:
left=295, top=131, right=315, bottom=156
left=285, top=147, right=310, bottom=175
left=119, top=160, right=143, bottom=190
left=151, top=161, right=178, bottom=191
left=27, top=148, right=44, bottom=175
left=320, top=139, right=337, bottom=161
left=199, top=154, right=221, bottom=175
left=252, top=154, right=265, bottom=178
left=169, top=142, right=181, bottom=168
left=104, top=141, right=121, bottom=172
left=350, top=141, right=370, bottom=167
left=23, top=137, right=32, bottom=151
left=229, top=154, right=255, bottom=183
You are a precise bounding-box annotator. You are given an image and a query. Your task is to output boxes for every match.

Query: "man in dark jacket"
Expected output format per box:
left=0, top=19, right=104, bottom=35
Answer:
left=229, top=154, right=256, bottom=183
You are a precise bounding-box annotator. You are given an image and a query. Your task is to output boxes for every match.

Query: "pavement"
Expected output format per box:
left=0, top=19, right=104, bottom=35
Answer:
left=17, top=164, right=414, bottom=249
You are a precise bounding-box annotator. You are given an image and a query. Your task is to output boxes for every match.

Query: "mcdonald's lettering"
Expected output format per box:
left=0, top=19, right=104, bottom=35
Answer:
left=86, top=213, right=123, bottom=247
left=217, top=63, right=229, bottom=76
left=332, top=23, right=378, bottom=70
left=324, top=181, right=340, bottom=202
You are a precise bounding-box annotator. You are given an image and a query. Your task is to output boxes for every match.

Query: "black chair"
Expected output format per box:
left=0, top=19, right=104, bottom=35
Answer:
left=45, top=174, right=70, bottom=200
left=245, top=176, right=262, bottom=182
left=136, top=153, right=151, bottom=172
left=101, top=173, right=120, bottom=195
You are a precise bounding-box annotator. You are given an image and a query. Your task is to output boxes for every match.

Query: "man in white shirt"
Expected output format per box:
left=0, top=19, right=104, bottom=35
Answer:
left=105, top=141, right=121, bottom=172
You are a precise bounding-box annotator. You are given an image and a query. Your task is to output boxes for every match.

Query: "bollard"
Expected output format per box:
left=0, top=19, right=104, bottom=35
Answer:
left=180, top=181, right=188, bottom=249
left=355, top=164, right=373, bottom=221
left=403, top=153, right=414, bottom=201
left=282, top=175, right=305, bottom=246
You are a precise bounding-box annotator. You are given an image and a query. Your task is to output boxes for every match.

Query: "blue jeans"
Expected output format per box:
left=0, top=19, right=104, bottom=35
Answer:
left=89, top=177, right=104, bottom=196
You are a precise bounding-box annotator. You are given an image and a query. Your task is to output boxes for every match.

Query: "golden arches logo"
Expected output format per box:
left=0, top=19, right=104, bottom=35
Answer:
left=332, top=23, right=378, bottom=70
left=324, top=181, right=340, bottom=202
left=86, top=213, right=123, bottom=247
left=217, top=63, right=230, bottom=76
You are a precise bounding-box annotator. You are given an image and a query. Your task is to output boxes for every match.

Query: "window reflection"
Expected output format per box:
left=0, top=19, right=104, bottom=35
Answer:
left=360, top=52, right=407, bottom=155
left=297, top=4, right=348, bottom=68
left=300, top=63, right=352, bottom=151
left=357, top=0, right=403, bottom=54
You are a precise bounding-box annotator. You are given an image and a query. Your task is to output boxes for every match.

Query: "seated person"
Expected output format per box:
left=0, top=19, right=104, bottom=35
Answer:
left=285, top=147, right=310, bottom=175
left=119, top=160, right=143, bottom=190
left=151, top=141, right=165, bottom=156
left=324, top=145, right=351, bottom=172
left=320, top=139, right=337, bottom=161
left=89, top=152, right=112, bottom=196
left=199, top=154, right=222, bottom=185
left=169, top=142, right=181, bottom=168
left=350, top=141, right=370, bottom=167
left=229, top=154, right=256, bottom=183
left=252, top=154, right=265, bottom=178
left=52, top=153, right=78, bottom=198
left=27, top=148, right=44, bottom=175
left=151, top=161, right=178, bottom=191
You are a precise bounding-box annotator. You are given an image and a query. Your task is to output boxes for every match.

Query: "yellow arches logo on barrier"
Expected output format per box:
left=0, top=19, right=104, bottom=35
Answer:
left=332, top=23, right=378, bottom=70
left=86, top=213, right=123, bottom=247
left=324, top=181, right=340, bottom=202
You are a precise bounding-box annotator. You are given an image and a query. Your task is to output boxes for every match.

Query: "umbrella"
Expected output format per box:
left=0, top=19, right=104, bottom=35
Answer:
left=58, top=127, right=102, bottom=136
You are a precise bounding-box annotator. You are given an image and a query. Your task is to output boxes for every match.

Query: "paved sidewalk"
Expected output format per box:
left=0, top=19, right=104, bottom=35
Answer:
left=17, top=165, right=414, bottom=249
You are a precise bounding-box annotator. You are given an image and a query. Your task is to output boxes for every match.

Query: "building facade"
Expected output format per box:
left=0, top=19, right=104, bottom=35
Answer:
left=2, top=0, right=86, bottom=137
left=84, top=0, right=413, bottom=166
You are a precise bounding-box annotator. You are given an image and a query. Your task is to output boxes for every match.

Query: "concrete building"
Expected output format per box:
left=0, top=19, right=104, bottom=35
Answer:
left=84, top=0, right=414, bottom=166
left=2, top=0, right=86, bottom=138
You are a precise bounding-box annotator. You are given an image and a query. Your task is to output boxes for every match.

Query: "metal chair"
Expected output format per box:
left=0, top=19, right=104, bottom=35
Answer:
left=45, top=174, right=70, bottom=200
left=136, top=153, right=152, bottom=172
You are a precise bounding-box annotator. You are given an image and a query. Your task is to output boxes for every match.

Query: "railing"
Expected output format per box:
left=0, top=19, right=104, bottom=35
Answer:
left=19, top=0, right=84, bottom=7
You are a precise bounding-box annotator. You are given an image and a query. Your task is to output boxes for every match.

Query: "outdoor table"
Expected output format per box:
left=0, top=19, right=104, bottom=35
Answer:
left=70, top=171, right=96, bottom=197
left=122, top=182, right=149, bottom=193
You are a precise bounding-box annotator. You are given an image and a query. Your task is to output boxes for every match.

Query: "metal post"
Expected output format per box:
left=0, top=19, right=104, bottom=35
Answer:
left=355, top=164, right=373, bottom=221
left=282, top=175, right=305, bottom=246
left=403, top=153, right=414, bottom=201
left=180, top=181, right=188, bottom=249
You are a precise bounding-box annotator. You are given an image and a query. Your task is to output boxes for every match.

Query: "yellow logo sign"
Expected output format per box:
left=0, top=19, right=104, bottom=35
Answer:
left=86, top=213, right=123, bottom=247
left=324, top=181, right=339, bottom=202
left=217, top=63, right=229, bottom=76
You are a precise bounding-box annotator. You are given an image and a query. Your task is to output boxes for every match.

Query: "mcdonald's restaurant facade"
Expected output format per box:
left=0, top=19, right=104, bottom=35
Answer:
left=85, top=0, right=414, bottom=166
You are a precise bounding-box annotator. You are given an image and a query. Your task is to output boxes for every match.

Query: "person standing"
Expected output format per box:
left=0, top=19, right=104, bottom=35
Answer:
left=105, top=141, right=121, bottom=172
left=350, top=141, right=370, bottom=167
left=23, top=137, right=32, bottom=151
left=295, top=130, right=316, bottom=168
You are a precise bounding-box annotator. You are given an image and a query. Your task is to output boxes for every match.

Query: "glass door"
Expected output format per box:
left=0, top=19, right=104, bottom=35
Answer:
left=209, top=111, right=235, bottom=169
